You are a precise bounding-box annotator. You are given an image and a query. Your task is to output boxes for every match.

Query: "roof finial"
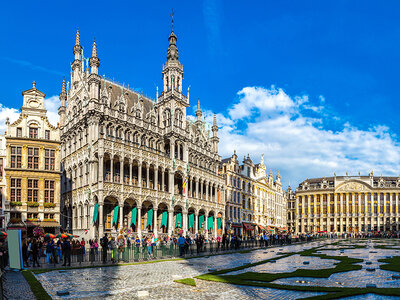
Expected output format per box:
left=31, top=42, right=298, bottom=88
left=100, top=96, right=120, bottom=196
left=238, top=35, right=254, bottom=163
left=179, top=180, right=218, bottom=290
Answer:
left=32, top=81, right=36, bottom=88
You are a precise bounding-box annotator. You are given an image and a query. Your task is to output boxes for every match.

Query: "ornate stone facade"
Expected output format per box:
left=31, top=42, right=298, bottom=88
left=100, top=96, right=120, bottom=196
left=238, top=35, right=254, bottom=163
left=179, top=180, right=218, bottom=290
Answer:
left=285, top=185, right=296, bottom=233
left=220, top=152, right=286, bottom=236
left=5, top=83, right=61, bottom=232
left=293, top=174, right=400, bottom=233
left=0, top=136, right=6, bottom=228
left=59, top=30, right=225, bottom=239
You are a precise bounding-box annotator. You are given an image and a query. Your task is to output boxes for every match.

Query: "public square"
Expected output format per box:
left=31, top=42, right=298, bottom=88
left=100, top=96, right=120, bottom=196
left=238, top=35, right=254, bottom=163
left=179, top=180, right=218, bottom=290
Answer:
left=26, top=239, right=400, bottom=299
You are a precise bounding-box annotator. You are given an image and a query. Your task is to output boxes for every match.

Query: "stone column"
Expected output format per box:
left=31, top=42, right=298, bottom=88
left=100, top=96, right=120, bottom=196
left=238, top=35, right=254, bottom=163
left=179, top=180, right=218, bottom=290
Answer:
left=183, top=210, right=188, bottom=235
left=205, top=181, right=209, bottom=201
left=137, top=206, right=142, bottom=239
left=170, top=139, right=175, bottom=160
left=120, top=160, right=124, bottom=184
left=119, top=203, right=124, bottom=230
left=205, top=213, right=209, bottom=239
left=195, top=211, right=199, bottom=234
left=169, top=171, right=174, bottom=195
left=162, top=169, right=165, bottom=191
left=200, top=180, right=203, bottom=200
left=146, top=165, right=150, bottom=188
left=129, top=161, right=132, bottom=185
left=377, top=193, right=381, bottom=230
left=99, top=199, right=104, bottom=237
left=301, top=195, right=305, bottom=233
left=396, top=193, right=399, bottom=231
left=168, top=208, right=174, bottom=236
left=334, top=193, right=338, bottom=232
left=99, top=154, right=104, bottom=182
left=138, top=161, right=142, bottom=187
left=196, top=179, right=199, bottom=199
left=153, top=207, right=158, bottom=238
left=214, top=214, right=217, bottom=238
left=154, top=166, right=158, bottom=190
left=345, top=193, right=349, bottom=232
left=371, top=193, right=375, bottom=231
left=339, top=193, right=343, bottom=234
left=327, top=194, right=331, bottom=232
left=110, top=158, right=114, bottom=182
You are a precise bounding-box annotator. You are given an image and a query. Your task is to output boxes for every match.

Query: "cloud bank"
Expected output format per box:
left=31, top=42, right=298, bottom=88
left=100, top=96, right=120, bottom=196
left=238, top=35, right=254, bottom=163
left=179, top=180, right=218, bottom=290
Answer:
left=201, top=86, right=400, bottom=188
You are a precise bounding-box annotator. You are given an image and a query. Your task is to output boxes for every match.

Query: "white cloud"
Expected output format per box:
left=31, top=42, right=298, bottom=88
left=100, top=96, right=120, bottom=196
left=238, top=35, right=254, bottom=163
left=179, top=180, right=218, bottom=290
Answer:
left=0, top=103, right=19, bottom=133
left=200, top=86, right=400, bottom=188
left=44, top=95, right=60, bottom=126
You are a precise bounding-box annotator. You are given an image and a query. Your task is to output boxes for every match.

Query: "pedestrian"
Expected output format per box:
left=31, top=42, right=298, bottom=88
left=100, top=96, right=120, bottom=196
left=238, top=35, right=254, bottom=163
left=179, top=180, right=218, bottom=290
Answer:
left=22, top=239, right=30, bottom=268
left=178, top=234, right=186, bottom=257
left=62, top=238, right=71, bottom=266
left=101, top=234, right=108, bottom=263
left=31, top=239, right=40, bottom=267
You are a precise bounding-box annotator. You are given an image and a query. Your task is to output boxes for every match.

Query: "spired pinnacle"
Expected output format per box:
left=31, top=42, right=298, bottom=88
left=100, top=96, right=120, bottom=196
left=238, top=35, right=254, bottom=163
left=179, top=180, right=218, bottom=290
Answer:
left=75, top=29, right=80, bottom=46
left=92, top=39, right=97, bottom=57
left=61, top=78, right=66, bottom=93
left=32, top=81, right=36, bottom=89
left=213, top=114, right=217, bottom=126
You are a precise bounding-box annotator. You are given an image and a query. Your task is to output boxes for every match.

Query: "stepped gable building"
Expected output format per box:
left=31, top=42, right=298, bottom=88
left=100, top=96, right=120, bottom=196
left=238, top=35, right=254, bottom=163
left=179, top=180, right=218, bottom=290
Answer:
left=59, top=29, right=225, bottom=239
left=294, top=174, right=400, bottom=234
left=220, top=152, right=286, bottom=236
left=5, top=82, right=61, bottom=233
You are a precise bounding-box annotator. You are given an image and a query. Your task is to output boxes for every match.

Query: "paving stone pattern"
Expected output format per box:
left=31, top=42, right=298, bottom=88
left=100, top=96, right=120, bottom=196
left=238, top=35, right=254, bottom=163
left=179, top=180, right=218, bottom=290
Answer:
left=3, top=269, right=36, bottom=300
left=35, top=239, right=400, bottom=299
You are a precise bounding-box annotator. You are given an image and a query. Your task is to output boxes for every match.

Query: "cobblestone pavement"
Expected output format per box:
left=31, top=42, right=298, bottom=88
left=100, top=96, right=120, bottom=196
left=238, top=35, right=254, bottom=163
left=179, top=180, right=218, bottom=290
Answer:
left=34, top=239, right=400, bottom=299
left=3, top=269, right=35, bottom=300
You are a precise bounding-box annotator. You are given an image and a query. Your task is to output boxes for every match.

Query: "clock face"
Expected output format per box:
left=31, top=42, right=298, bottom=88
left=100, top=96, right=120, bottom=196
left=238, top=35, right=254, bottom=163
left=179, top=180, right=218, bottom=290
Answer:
left=29, top=100, right=39, bottom=108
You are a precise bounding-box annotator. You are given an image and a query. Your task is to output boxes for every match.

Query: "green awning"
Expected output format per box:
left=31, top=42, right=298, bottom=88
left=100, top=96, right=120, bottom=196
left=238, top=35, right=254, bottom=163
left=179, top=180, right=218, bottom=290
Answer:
left=161, top=211, right=168, bottom=228
left=131, top=207, right=137, bottom=226
left=199, top=215, right=205, bottom=229
left=112, top=206, right=119, bottom=226
left=188, top=214, right=194, bottom=229
left=175, top=212, right=182, bottom=228
left=93, top=203, right=99, bottom=223
left=217, top=217, right=222, bottom=229
left=146, top=208, right=153, bottom=228
left=208, top=216, right=214, bottom=230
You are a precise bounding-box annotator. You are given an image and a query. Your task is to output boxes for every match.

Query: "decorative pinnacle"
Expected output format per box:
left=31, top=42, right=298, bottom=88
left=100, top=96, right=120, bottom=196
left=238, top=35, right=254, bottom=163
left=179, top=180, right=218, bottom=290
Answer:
left=32, top=81, right=36, bottom=88
left=61, top=77, right=66, bottom=93
left=92, top=39, right=97, bottom=57
left=197, top=99, right=201, bottom=111
left=75, top=29, right=80, bottom=46
left=213, top=114, right=217, bottom=126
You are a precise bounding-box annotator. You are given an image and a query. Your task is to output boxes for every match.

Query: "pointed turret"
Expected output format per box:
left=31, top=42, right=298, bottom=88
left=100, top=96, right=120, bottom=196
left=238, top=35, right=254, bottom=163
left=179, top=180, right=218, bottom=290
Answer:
left=73, top=29, right=83, bottom=60
left=196, top=99, right=202, bottom=121
left=58, top=78, right=67, bottom=126
left=89, top=39, right=100, bottom=75
left=211, top=114, right=219, bottom=153
left=162, top=29, right=184, bottom=93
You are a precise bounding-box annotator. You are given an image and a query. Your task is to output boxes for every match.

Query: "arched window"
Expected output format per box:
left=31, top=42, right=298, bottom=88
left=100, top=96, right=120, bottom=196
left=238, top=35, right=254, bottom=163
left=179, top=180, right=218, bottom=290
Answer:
left=163, top=109, right=171, bottom=127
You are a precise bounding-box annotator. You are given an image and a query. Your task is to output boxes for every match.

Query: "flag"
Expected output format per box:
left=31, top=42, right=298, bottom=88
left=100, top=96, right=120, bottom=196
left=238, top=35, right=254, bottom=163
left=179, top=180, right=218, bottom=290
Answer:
left=182, top=176, right=188, bottom=194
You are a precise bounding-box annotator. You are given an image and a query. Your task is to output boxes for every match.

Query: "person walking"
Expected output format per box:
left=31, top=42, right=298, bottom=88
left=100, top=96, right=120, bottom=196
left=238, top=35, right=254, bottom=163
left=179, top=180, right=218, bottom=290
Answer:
left=178, top=234, right=186, bottom=257
left=62, top=238, right=71, bottom=266
left=22, top=239, right=30, bottom=268
left=101, top=234, right=108, bottom=263
left=31, top=239, right=40, bottom=267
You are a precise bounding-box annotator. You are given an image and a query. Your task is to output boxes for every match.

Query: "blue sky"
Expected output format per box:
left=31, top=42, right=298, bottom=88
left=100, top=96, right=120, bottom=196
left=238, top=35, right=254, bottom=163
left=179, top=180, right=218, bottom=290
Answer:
left=1, top=0, right=400, bottom=187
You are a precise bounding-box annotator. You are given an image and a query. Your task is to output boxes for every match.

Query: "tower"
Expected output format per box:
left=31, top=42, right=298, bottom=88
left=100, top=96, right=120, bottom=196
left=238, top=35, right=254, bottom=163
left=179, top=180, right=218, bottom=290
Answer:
left=71, top=29, right=83, bottom=88
left=157, top=27, right=189, bottom=130
left=88, top=39, right=101, bottom=100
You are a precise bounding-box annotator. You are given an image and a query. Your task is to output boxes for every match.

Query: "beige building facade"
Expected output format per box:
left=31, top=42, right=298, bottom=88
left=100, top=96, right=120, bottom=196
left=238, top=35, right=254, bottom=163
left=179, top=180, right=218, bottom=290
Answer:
left=5, top=83, right=61, bottom=232
left=59, top=29, right=225, bottom=239
left=294, top=174, right=400, bottom=234
left=220, top=152, right=286, bottom=236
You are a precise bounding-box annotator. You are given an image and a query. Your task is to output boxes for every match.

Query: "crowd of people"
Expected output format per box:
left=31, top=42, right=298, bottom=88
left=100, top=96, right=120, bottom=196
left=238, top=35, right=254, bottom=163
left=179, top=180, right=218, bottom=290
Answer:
left=10, top=230, right=400, bottom=268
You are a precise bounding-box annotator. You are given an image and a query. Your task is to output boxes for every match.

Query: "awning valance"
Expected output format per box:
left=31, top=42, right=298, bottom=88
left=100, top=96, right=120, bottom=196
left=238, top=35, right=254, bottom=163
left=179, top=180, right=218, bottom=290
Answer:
left=243, top=222, right=254, bottom=231
left=146, top=209, right=153, bottom=228
left=112, top=206, right=119, bottom=225
left=130, top=207, right=137, bottom=226
left=161, top=211, right=168, bottom=228
left=258, top=225, right=266, bottom=231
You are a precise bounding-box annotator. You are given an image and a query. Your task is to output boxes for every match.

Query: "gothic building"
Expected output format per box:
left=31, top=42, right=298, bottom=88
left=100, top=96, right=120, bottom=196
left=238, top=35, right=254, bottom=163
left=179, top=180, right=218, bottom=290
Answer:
left=220, top=152, right=286, bottom=236
left=59, top=29, right=225, bottom=239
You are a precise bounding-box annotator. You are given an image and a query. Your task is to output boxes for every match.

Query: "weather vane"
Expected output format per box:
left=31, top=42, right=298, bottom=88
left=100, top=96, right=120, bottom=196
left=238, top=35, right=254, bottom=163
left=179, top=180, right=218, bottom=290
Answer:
left=170, top=9, right=174, bottom=31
